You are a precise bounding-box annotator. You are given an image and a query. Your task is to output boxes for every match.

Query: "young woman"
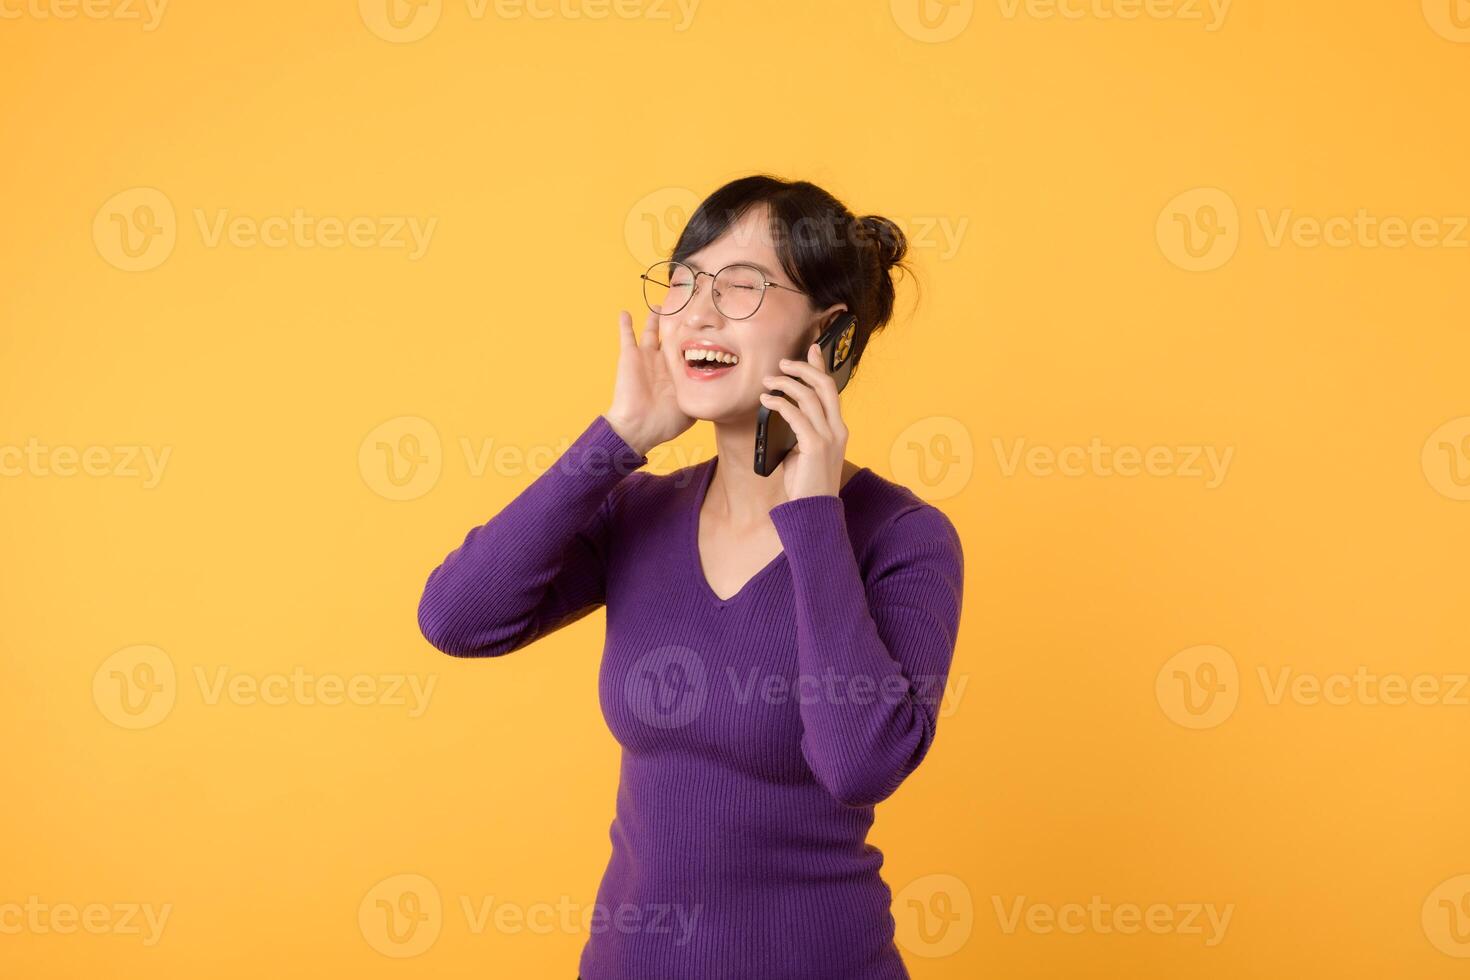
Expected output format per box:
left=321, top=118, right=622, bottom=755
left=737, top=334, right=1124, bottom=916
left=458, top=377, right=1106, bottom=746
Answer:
left=417, top=175, right=965, bottom=979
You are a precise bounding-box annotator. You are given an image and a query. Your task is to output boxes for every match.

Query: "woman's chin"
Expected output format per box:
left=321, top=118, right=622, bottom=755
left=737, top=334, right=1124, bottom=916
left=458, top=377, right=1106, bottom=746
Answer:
left=676, top=391, right=759, bottom=425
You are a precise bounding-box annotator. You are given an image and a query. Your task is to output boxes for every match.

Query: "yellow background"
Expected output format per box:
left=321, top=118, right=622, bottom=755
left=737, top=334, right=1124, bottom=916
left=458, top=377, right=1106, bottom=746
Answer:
left=3, top=1, right=1468, bottom=977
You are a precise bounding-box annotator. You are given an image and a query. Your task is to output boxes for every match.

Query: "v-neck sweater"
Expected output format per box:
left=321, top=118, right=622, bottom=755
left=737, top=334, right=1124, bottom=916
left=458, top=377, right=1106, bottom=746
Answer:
left=417, top=413, right=965, bottom=980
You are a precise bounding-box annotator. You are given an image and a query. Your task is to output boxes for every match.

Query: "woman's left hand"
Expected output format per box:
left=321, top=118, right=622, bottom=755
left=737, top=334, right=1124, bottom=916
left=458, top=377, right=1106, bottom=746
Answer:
left=760, top=342, right=849, bottom=501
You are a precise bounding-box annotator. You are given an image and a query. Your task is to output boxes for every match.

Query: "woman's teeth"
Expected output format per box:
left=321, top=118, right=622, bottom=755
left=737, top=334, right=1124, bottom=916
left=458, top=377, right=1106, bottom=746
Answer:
left=684, top=349, right=739, bottom=368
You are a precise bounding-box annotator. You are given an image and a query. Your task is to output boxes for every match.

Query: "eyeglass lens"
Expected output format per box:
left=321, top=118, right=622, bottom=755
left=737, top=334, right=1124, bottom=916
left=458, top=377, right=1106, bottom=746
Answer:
left=642, top=261, right=768, bottom=319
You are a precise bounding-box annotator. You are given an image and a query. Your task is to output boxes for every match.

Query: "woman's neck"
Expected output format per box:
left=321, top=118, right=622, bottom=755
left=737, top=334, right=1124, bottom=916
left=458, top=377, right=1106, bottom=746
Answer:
left=706, top=418, right=855, bottom=524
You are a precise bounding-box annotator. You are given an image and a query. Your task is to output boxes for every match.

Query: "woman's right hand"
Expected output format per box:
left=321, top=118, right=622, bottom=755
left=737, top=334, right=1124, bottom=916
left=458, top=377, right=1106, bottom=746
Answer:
left=603, top=310, right=694, bottom=457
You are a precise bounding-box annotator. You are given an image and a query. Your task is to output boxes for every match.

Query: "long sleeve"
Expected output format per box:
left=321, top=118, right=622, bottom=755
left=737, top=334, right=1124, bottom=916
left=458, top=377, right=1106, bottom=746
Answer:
left=768, top=494, right=964, bottom=808
left=416, top=413, right=648, bottom=657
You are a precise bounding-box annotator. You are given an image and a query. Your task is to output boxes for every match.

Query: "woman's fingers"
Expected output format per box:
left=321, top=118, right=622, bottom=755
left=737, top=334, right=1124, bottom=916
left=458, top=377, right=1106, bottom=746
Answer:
left=639, top=310, right=661, bottom=349
left=778, top=346, right=837, bottom=390
left=778, top=348, right=845, bottom=437
left=803, top=342, right=846, bottom=437
left=762, top=376, right=831, bottom=441
left=618, top=310, right=636, bottom=349
left=760, top=388, right=822, bottom=450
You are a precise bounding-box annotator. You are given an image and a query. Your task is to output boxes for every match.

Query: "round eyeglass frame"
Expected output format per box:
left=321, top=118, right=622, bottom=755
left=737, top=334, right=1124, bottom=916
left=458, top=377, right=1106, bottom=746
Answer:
left=640, top=259, right=806, bottom=320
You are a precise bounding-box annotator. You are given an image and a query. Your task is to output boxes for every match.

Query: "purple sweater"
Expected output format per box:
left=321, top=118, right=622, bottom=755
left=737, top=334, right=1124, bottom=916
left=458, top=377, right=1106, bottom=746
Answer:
left=417, top=413, right=965, bottom=980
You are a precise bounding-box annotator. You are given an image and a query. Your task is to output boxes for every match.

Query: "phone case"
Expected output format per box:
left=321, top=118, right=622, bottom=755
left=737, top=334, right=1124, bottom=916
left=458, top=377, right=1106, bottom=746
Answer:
left=754, top=312, right=858, bottom=476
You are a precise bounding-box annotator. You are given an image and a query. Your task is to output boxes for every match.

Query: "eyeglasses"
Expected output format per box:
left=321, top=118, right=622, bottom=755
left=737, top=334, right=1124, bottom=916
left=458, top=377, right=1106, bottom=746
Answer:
left=640, top=259, right=806, bottom=320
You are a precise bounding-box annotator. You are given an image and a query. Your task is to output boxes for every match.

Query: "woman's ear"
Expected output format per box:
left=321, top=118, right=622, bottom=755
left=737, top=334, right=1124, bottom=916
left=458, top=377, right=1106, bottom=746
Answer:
left=811, top=303, right=849, bottom=344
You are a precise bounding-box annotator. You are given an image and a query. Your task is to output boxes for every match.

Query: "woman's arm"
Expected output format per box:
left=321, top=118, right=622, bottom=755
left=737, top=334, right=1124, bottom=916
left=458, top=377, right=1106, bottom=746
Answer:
left=416, top=413, right=648, bottom=657
left=769, top=497, right=965, bottom=808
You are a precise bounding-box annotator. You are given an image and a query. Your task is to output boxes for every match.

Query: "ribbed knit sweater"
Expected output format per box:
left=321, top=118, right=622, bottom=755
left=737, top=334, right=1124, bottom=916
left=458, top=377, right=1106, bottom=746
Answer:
left=416, top=413, right=965, bottom=980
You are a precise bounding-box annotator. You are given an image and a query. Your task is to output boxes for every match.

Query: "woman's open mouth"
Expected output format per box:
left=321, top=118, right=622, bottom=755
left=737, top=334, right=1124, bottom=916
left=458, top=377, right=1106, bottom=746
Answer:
left=682, top=346, right=739, bottom=381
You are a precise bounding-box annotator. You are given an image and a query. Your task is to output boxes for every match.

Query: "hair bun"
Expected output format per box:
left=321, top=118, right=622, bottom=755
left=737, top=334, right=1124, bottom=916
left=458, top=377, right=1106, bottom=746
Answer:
left=859, top=214, right=907, bottom=271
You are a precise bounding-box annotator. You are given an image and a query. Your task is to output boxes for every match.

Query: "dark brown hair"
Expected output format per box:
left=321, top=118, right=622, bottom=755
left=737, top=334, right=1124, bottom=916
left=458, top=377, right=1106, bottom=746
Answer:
left=671, top=174, right=912, bottom=380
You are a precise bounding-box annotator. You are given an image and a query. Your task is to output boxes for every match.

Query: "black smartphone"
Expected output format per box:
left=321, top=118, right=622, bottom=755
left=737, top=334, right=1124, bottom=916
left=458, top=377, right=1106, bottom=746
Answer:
left=754, top=311, right=858, bottom=476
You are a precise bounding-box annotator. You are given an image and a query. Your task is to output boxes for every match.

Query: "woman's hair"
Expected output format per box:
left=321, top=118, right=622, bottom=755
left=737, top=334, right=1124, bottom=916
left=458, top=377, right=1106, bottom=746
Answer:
left=670, top=174, right=913, bottom=380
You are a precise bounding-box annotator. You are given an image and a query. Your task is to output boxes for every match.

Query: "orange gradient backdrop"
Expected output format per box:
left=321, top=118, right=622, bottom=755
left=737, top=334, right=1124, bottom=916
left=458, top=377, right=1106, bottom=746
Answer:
left=2, top=1, right=1468, bottom=977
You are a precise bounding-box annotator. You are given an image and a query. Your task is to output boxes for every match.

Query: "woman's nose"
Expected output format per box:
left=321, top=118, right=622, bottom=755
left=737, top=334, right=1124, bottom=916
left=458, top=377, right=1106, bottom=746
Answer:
left=681, top=275, right=721, bottom=322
